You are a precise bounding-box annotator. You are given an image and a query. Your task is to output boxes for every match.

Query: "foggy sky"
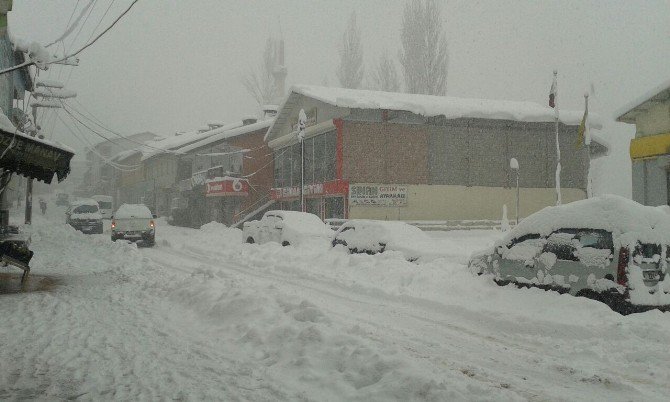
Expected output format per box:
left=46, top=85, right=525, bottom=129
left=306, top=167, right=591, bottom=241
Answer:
left=8, top=0, right=670, bottom=197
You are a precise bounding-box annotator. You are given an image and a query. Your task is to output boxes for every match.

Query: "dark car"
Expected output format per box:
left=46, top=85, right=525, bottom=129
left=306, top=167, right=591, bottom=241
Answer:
left=66, top=199, right=104, bottom=234
left=468, top=195, right=670, bottom=314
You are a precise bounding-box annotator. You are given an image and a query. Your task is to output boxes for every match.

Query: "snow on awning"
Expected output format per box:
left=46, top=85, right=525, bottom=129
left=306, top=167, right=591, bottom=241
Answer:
left=0, top=113, right=74, bottom=183
left=0, top=128, right=75, bottom=183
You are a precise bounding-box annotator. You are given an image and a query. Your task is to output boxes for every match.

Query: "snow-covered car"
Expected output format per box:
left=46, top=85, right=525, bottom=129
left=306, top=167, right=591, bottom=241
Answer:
left=65, top=199, right=104, bottom=234
left=468, top=195, right=670, bottom=314
left=111, top=204, right=156, bottom=246
left=243, top=210, right=332, bottom=246
left=332, top=219, right=452, bottom=262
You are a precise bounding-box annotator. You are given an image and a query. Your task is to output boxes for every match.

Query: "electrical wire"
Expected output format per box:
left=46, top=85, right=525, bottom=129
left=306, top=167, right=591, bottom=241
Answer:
left=0, top=0, right=140, bottom=75
left=66, top=0, right=98, bottom=55
left=56, top=111, right=141, bottom=171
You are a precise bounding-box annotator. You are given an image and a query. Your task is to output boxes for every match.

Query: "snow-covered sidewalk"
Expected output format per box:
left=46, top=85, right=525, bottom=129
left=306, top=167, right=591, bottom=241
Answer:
left=2, top=213, right=670, bottom=401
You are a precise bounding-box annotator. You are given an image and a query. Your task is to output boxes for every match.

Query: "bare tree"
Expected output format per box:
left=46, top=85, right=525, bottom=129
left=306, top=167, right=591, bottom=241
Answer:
left=243, top=38, right=279, bottom=106
left=337, top=12, right=364, bottom=89
left=370, top=49, right=400, bottom=92
left=399, top=0, right=449, bottom=95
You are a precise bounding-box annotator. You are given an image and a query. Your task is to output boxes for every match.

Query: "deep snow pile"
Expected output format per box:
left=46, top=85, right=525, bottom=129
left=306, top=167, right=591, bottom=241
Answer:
left=3, top=212, right=670, bottom=401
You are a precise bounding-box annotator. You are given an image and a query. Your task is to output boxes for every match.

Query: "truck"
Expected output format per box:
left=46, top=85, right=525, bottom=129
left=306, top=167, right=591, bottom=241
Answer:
left=243, top=210, right=332, bottom=246
left=111, top=204, right=156, bottom=247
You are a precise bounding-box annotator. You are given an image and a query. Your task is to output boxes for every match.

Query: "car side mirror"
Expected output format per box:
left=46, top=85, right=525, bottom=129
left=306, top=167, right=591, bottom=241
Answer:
left=152, top=214, right=157, bottom=219
left=496, top=246, right=504, bottom=256
left=110, top=215, right=114, bottom=219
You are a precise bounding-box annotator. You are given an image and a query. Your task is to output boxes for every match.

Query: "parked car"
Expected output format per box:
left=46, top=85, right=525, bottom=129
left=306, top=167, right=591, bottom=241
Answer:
left=468, top=195, right=670, bottom=314
left=66, top=199, right=104, bottom=234
left=55, top=193, right=70, bottom=206
left=111, top=204, right=156, bottom=246
left=332, top=219, right=454, bottom=262
left=243, top=210, right=332, bottom=246
left=92, top=195, right=113, bottom=219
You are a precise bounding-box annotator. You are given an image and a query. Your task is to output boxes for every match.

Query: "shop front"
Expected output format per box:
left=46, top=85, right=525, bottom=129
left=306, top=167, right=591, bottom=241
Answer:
left=271, top=179, right=348, bottom=220
left=204, top=177, right=250, bottom=225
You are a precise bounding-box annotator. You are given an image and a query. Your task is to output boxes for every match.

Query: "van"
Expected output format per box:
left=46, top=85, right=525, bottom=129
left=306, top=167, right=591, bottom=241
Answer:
left=92, top=195, right=113, bottom=219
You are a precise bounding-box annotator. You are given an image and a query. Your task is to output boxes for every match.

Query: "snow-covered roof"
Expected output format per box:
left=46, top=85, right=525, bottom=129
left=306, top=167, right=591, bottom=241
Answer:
left=175, top=119, right=273, bottom=155
left=266, top=85, right=603, bottom=142
left=499, top=195, right=670, bottom=248
left=140, top=121, right=245, bottom=161
left=615, top=78, right=670, bottom=123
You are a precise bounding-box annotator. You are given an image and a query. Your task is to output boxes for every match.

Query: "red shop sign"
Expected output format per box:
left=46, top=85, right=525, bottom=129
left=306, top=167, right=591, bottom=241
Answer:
left=205, top=178, right=249, bottom=197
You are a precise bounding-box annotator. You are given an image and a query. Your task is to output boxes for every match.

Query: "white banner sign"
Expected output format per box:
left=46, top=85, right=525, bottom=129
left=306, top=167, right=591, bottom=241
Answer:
left=349, top=184, right=407, bottom=206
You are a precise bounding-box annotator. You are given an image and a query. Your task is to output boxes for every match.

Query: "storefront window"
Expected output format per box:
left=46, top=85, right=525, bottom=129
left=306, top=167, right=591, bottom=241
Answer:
left=325, top=197, right=344, bottom=219
left=306, top=198, right=321, bottom=218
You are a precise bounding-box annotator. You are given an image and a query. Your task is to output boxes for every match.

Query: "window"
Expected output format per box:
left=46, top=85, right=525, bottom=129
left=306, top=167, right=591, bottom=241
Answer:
left=325, top=197, right=344, bottom=219
left=543, top=229, right=613, bottom=261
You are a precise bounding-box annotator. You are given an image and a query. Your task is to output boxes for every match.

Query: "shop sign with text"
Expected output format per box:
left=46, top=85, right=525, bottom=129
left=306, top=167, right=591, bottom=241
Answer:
left=349, top=184, right=407, bottom=206
left=205, top=178, right=249, bottom=197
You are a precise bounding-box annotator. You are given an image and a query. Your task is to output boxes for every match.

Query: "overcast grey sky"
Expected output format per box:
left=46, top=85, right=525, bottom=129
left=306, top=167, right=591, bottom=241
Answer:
left=8, top=0, right=670, bottom=196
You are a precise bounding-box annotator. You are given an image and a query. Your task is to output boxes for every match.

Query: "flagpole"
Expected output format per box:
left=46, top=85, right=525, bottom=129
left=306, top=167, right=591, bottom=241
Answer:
left=553, top=70, right=561, bottom=206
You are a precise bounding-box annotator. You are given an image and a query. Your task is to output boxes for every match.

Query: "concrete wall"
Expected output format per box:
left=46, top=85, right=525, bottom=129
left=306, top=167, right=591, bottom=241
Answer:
left=349, top=184, right=586, bottom=221
left=428, top=119, right=588, bottom=189
left=341, top=121, right=429, bottom=184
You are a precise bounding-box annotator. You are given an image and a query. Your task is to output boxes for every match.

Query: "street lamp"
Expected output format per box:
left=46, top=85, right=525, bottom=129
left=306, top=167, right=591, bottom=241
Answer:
left=298, top=109, right=306, bottom=212
left=510, top=158, right=519, bottom=225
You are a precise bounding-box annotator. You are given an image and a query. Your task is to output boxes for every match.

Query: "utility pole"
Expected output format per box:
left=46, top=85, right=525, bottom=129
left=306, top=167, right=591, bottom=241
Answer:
left=25, top=82, right=76, bottom=224
left=298, top=109, right=306, bottom=212
left=510, top=158, right=519, bottom=225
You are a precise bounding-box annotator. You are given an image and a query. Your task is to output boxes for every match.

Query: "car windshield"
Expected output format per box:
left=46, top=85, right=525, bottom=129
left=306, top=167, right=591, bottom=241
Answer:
left=98, top=202, right=112, bottom=209
left=73, top=205, right=98, bottom=214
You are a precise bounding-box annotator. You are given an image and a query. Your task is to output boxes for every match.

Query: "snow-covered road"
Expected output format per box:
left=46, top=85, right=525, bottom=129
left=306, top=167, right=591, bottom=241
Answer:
left=2, top=210, right=670, bottom=401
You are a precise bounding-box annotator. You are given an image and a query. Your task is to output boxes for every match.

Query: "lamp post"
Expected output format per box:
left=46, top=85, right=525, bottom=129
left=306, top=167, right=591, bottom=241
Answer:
left=298, top=109, right=306, bottom=212
left=510, top=158, right=519, bottom=225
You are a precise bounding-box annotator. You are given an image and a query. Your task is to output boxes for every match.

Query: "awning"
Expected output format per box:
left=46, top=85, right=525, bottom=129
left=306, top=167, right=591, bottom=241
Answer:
left=0, top=129, right=74, bottom=183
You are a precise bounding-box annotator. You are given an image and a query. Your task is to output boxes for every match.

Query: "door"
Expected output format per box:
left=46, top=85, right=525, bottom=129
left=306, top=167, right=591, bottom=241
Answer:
left=537, top=229, right=615, bottom=294
left=496, top=233, right=544, bottom=284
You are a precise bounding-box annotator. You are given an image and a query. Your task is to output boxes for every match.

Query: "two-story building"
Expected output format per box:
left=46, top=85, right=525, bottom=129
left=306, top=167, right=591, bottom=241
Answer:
left=169, top=118, right=274, bottom=227
left=81, top=131, right=157, bottom=197
left=616, top=79, right=670, bottom=206
left=265, top=85, right=608, bottom=221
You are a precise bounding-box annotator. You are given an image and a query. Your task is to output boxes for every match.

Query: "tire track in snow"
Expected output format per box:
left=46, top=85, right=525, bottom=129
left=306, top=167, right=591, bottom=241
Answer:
left=144, top=243, right=669, bottom=401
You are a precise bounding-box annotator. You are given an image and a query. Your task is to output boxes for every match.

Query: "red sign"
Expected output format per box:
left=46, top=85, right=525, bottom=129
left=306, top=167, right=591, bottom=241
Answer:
left=271, top=180, right=349, bottom=199
left=205, top=178, right=249, bottom=197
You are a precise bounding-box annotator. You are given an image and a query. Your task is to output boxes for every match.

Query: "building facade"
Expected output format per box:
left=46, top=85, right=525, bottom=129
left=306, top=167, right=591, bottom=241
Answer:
left=617, top=80, right=670, bottom=206
left=266, top=86, right=607, bottom=221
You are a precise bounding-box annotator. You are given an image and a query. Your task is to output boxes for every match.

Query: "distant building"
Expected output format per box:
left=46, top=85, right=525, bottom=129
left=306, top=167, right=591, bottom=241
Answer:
left=616, top=79, right=670, bottom=206
left=265, top=86, right=608, bottom=221
left=80, top=131, right=158, bottom=197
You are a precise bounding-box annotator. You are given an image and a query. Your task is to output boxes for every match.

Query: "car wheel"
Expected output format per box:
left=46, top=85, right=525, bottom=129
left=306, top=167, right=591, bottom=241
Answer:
left=246, top=237, right=255, bottom=244
left=282, top=241, right=290, bottom=247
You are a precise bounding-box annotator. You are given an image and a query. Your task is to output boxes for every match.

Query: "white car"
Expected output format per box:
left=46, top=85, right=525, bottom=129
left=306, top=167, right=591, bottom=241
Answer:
left=66, top=199, right=104, bottom=234
left=332, top=219, right=454, bottom=262
left=111, top=204, right=156, bottom=246
left=243, top=210, right=332, bottom=246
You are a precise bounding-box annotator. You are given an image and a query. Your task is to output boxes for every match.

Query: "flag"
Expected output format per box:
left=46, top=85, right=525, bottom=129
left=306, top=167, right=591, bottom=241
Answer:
left=549, top=75, right=557, bottom=108
left=576, top=96, right=590, bottom=148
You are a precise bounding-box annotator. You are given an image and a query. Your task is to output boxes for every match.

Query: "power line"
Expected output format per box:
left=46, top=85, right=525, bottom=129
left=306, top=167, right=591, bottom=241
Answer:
left=44, top=0, right=91, bottom=48
left=0, top=0, right=140, bottom=75
left=67, top=0, right=97, bottom=54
